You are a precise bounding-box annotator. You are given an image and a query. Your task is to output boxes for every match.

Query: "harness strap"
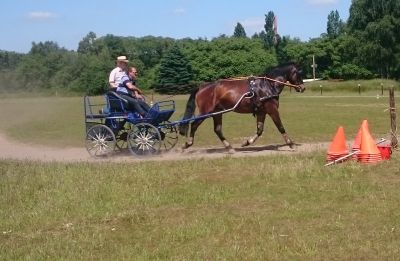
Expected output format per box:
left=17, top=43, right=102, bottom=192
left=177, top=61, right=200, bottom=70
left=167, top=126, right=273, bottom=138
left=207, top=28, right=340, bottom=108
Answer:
left=225, top=76, right=301, bottom=89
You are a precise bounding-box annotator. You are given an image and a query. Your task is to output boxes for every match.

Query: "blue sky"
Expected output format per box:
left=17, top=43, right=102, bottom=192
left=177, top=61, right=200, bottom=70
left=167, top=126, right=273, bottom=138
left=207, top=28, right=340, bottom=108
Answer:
left=0, top=0, right=351, bottom=53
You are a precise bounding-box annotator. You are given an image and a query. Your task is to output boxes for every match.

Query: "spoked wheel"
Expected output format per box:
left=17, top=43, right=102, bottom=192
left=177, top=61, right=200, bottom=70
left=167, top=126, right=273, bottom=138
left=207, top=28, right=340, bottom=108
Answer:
left=85, top=125, right=116, bottom=157
left=159, top=122, right=179, bottom=151
left=127, top=123, right=161, bottom=156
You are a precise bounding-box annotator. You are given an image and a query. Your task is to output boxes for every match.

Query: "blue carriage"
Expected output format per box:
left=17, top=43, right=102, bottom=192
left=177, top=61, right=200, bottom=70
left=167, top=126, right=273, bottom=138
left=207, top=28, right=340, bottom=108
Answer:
left=84, top=92, right=178, bottom=157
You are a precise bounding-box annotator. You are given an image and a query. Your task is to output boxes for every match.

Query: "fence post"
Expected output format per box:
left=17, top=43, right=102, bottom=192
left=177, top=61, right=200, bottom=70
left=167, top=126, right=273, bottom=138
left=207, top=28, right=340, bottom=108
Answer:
left=381, top=82, right=384, bottom=96
left=320, top=84, right=322, bottom=95
left=358, top=83, right=361, bottom=95
left=389, top=86, right=398, bottom=149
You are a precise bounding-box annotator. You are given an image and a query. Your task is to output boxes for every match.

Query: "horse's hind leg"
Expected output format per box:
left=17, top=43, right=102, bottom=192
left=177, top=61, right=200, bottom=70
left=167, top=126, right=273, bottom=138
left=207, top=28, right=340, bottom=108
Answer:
left=182, top=119, right=204, bottom=150
left=242, top=114, right=266, bottom=147
left=213, top=114, right=235, bottom=153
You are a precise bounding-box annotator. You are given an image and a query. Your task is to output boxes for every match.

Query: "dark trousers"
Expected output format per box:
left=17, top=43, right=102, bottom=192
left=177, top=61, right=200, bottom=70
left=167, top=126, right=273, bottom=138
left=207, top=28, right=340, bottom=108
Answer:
left=117, top=91, right=150, bottom=116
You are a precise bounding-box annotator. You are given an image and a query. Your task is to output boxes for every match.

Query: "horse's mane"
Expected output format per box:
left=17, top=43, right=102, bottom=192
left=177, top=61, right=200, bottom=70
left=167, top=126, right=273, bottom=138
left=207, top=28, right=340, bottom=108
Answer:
left=264, top=62, right=299, bottom=77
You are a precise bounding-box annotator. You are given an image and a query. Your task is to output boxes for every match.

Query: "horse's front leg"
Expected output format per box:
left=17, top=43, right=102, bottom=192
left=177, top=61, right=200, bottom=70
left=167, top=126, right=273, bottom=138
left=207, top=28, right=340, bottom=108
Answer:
left=269, top=111, right=295, bottom=149
left=242, top=114, right=266, bottom=147
left=213, top=114, right=235, bottom=153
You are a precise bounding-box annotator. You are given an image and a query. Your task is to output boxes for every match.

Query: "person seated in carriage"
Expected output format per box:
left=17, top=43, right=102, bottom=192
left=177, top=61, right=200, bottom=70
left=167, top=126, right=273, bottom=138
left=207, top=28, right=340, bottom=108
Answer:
left=115, top=66, right=150, bottom=117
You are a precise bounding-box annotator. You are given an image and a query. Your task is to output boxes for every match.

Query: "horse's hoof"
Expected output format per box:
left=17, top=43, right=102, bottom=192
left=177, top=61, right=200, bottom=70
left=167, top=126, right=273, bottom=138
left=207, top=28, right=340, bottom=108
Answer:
left=227, top=148, right=236, bottom=154
left=241, top=140, right=250, bottom=147
left=181, top=142, right=192, bottom=150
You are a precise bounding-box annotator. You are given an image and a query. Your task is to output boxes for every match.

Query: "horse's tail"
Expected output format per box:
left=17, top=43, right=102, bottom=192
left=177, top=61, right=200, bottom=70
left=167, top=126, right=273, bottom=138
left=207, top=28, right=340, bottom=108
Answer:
left=178, top=87, right=199, bottom=136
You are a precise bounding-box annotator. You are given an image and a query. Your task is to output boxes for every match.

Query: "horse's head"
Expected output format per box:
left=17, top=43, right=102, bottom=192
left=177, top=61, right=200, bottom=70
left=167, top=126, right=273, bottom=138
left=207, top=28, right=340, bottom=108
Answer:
left=266, top=63, right=306, bottom=93
left=288, top=66, right=305, bottom=93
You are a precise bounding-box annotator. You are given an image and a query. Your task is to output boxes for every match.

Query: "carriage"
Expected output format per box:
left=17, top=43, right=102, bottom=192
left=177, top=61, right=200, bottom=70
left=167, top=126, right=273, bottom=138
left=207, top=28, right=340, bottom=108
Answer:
left=84, top=92, right=180, bottom=157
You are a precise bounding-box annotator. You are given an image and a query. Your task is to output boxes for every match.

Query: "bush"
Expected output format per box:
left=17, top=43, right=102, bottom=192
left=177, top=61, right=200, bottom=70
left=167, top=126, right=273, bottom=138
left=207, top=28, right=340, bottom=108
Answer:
left=328, top=63, right=374, bottom=80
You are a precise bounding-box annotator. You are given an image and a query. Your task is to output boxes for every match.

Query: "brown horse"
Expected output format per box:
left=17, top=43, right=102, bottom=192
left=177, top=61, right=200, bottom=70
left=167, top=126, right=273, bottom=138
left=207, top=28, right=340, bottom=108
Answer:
left=178, top=63, right=305, bottom=153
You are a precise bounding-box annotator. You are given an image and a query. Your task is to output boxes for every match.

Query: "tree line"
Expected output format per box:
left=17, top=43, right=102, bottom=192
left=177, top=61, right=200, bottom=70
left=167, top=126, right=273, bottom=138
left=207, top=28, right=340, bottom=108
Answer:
left=0, top=0, right=399, bottom=95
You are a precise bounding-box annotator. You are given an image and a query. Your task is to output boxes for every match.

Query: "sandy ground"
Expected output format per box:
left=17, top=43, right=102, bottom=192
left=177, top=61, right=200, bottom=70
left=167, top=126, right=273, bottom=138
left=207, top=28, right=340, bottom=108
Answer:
left=0, top=132, right=329, bottom=163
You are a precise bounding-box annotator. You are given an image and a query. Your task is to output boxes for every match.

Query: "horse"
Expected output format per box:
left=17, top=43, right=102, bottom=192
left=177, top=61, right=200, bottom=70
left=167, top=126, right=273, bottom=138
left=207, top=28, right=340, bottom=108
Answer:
left=178, top=63, right=305, bottom=153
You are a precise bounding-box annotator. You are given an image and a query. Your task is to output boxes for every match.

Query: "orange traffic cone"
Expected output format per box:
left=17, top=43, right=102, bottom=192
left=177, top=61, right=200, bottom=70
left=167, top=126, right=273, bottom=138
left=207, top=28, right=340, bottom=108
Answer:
left=327, top=126, right=348, bottom=162
left=352, top=120, right=368, bottom=152
left=357, top=122, right=381, bottom=163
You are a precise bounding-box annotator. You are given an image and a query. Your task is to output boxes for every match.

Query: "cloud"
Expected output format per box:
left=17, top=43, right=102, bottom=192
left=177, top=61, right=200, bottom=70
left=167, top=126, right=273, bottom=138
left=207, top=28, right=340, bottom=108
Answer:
left=173, top=8, right=186, bottom=15
left=306, top=0, right=337, bottom=5
left=27, top=11, right=57, bottom=21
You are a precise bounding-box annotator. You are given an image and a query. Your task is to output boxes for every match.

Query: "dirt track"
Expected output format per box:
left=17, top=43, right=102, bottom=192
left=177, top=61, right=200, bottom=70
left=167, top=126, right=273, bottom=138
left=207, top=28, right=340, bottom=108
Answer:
left=0, top=132, right=328, bottom=163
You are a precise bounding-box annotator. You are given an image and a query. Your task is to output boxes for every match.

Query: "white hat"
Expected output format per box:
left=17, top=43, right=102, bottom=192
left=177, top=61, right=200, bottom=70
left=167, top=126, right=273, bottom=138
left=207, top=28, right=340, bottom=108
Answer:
left=116, top=56, right=129, bottom=63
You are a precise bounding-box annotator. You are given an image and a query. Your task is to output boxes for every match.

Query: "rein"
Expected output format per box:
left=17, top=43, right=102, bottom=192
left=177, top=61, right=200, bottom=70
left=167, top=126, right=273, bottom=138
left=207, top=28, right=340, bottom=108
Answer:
left=262, top=76, right=302, bottom=89
left=224, top=76, right=302, bottom=89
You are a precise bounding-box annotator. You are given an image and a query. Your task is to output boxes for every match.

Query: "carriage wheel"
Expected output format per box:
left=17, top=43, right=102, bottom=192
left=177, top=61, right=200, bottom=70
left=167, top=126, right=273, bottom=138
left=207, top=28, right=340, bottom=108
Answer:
left=159, top=122, right=178, bottom=151
left=127, top=123, right=161, bottom=156
left=85, top=124, right=116, bottom=157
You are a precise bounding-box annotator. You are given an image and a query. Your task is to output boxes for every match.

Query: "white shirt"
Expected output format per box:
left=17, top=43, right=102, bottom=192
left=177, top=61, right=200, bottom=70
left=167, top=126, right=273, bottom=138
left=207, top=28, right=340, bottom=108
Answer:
left=109, top=67, right=125, bottom=87
left=116, top=72, right=131, bottom=94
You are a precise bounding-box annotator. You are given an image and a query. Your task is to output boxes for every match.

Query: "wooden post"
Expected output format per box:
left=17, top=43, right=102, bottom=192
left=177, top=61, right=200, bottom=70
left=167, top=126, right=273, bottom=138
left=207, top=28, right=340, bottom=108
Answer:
left=320, top=84, right=322, bottom=96
left=312, top=55, right=316, bottom=80
left=389, top=86, right=398, bottom=149
left=358, top=83, right=361, bottom=95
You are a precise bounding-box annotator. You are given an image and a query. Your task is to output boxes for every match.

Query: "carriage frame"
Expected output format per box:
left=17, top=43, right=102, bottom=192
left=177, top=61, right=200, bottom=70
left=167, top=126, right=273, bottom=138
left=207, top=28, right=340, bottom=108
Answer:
left=84, top=92, right=179, bottom=157
left=84, top=90, right=253, bottom=157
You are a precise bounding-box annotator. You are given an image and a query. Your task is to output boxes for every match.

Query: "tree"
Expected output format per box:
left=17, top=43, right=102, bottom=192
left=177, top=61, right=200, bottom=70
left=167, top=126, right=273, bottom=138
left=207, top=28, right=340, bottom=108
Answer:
left=77, top=31, right=97, bottom=55
left=327, top=10, right=343, bottom=39
left=15, top=41, right=70, bottom=89
left=264, top=11, right=279, bottom=49
left=181, top=37, right=276, bottom=82
left=233, top=23, right=247, bottom=38
left=154, top=44, right=194, bottom=94
left=0, top=51, right=23, bottom=70
left=101, top=34, right=126, bottom=60
left=347, top=0, right=400, bottom=78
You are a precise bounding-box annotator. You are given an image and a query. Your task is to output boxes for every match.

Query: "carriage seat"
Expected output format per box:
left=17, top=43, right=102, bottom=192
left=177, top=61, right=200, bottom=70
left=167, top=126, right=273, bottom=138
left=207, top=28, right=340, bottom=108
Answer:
left=106, top=91, right=129, bottom=113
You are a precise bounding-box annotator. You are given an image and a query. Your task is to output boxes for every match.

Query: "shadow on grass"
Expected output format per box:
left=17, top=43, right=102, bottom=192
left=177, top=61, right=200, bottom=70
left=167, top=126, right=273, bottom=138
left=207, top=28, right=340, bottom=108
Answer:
left=197, top=143, right=302, bottom=154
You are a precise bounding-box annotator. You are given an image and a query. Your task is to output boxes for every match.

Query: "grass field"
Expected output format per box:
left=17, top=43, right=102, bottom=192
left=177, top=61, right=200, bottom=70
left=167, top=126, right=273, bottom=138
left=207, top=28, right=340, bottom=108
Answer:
left=1, top=155, right=400, bottom=259
left=1, top=80, right=400, bottom=259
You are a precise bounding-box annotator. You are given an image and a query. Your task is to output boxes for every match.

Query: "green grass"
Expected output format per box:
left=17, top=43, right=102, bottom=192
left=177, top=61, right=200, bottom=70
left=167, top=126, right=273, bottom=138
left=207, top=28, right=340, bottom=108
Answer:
left=1, top=154, right=400, bottom=260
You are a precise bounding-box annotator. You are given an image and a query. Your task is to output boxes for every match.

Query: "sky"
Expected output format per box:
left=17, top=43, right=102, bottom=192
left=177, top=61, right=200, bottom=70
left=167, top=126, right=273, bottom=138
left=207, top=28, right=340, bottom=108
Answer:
left=0, top=0, right=351, bottom=53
